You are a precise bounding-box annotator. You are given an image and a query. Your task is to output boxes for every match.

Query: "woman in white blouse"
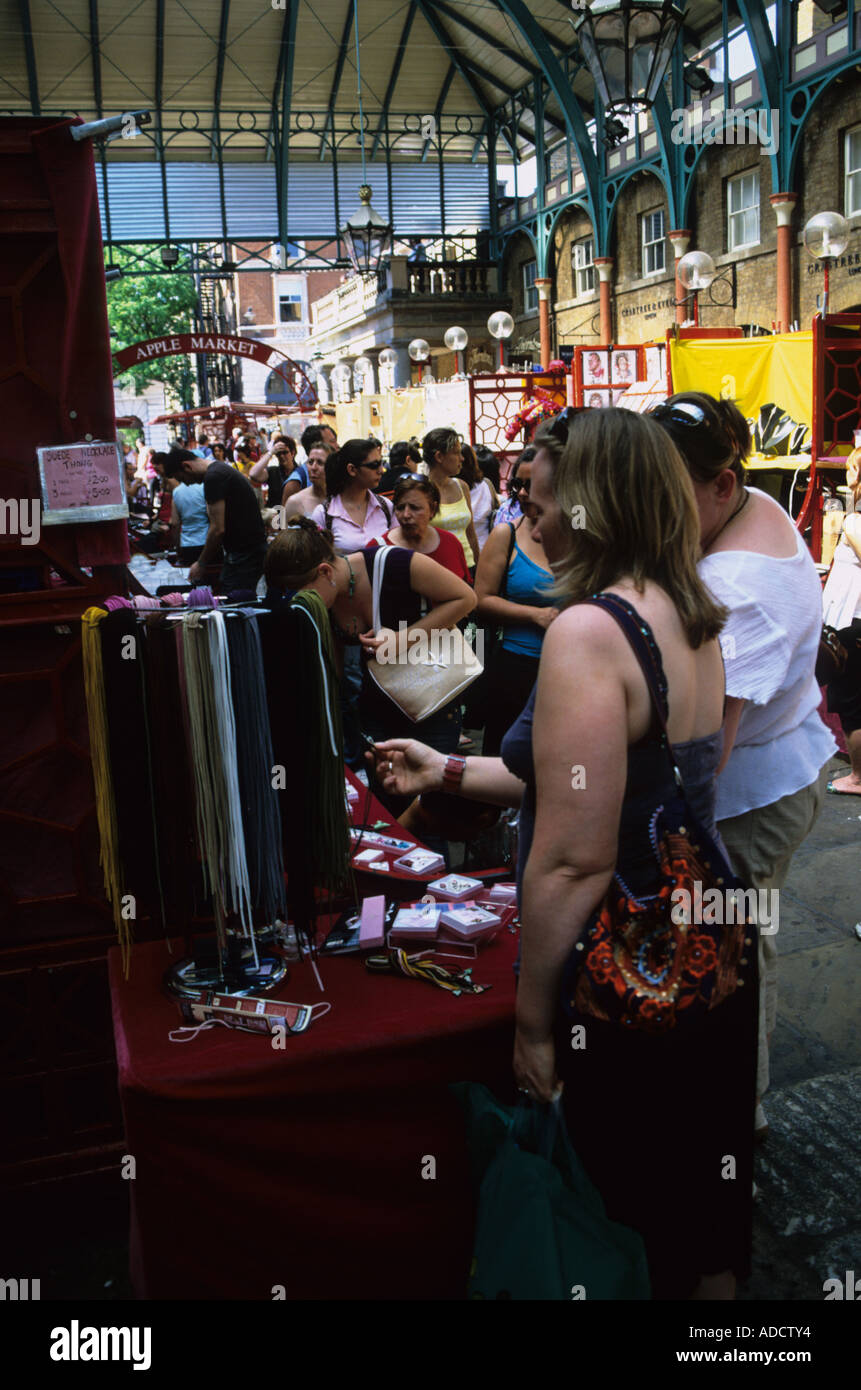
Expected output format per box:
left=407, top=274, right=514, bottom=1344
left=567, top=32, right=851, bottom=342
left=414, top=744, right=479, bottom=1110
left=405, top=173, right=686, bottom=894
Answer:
left=653, top=393, right=837, bottom=1135
left=460, top=444, right=499, bottom=551
left=822, top=448, right=861, bottom=795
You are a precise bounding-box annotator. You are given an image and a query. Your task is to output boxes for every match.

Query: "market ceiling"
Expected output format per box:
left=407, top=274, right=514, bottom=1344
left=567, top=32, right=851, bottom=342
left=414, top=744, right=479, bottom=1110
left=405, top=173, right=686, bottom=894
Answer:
left=1, top=0, right=734, bottom=160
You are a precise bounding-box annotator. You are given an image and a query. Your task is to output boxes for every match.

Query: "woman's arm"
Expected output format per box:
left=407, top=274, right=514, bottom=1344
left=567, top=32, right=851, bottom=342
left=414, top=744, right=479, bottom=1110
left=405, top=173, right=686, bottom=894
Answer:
left=249, top=452, right=274, bottom=483
left=461, top=479, right=480, bottom=561
left=841, top=514, right=861, bottom=563
left=717, top=695, right=745, bottom=774
left=403, top=550, right=476, bottom=637
left=514, top=607, right=627, bottom=1094
left=474, top=522, right=555, bottom=628
left=370, top=738, right=524, bottom=808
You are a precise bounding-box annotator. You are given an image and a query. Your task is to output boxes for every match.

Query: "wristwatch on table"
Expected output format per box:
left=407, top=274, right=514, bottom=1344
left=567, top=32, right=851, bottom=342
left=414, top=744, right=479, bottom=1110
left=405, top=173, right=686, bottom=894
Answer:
left=442, top=754, right=467, bottom=794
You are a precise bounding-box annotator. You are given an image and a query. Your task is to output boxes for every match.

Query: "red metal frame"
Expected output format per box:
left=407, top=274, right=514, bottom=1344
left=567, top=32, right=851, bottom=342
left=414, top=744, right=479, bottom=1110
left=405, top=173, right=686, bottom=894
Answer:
left=573, top=344, right=645, bottom=407
left=468, top=370, right=567, bottom=478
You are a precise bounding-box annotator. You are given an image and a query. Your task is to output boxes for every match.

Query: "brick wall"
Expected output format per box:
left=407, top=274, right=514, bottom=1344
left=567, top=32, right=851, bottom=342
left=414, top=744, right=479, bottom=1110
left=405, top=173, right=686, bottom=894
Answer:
left=501, top=78, right=861, bottom=343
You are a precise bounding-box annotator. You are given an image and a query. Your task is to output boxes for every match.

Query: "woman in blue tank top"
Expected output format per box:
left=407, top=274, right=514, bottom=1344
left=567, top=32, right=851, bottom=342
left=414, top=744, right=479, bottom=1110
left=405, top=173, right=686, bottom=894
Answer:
left=474, top=453, right=557, bottom=755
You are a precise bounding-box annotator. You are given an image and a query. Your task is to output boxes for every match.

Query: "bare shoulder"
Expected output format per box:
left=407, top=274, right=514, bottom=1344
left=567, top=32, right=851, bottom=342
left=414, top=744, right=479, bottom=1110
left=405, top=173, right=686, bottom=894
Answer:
left=542, top=599, right=632, bottom=661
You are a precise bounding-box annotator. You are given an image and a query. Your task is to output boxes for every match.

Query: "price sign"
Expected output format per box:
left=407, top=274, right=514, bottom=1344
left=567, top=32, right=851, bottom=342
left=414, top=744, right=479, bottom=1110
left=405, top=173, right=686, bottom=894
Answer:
left=37, top=441, right=128, bottom=525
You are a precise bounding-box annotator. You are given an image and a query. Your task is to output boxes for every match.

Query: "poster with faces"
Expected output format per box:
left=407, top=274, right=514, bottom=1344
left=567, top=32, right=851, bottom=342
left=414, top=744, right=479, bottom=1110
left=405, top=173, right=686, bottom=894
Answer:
left=644, top=344, right=666, bottom=383
left=612, top=387, right=630, bottom=406
left=611, top=349, right=634, bottom=384
left=585, top=389, right=611, bottom=409
left=582, top=349, right=608, bottom=386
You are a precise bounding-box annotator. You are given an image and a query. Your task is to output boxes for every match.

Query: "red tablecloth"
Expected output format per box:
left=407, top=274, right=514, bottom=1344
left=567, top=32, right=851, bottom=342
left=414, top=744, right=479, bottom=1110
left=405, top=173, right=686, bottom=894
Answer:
left=109, top=928, right=518, bottom=1300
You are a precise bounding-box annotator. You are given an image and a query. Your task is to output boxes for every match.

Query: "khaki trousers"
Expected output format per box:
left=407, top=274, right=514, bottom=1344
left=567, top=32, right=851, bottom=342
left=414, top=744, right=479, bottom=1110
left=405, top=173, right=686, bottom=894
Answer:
left=718, top=769, right=826, bottom=1101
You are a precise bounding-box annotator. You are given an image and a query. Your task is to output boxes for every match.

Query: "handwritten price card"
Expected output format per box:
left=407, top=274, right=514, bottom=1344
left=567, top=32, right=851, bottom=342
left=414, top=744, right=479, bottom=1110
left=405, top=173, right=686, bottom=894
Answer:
left=37, top=442, right=128, bottom=525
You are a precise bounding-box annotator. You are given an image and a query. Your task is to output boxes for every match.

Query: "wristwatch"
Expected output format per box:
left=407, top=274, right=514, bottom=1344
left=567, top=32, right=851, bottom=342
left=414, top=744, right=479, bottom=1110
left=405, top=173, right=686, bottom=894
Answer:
left=442, top=754, right=467, bottom=794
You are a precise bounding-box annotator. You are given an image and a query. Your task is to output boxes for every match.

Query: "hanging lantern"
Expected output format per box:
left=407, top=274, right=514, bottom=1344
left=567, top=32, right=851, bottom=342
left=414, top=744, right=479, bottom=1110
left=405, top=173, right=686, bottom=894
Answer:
left=572, top=1, right=686, bottom=116
left=340, top=185, right=393, bottom=278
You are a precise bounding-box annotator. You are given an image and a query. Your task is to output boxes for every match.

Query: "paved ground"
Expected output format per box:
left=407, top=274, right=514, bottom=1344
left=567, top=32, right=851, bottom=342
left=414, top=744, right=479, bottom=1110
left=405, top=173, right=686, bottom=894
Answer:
left=742, top=752, right=861, bottom=1301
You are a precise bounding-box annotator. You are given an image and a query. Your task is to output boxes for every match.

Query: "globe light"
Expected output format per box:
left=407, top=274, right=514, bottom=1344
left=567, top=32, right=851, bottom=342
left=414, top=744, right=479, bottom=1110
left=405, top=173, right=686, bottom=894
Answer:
left=677, top=250, right=716, bottom=291
left=332, top=362, right=352, bottom=383
left=487, top=312, right=515, bottom=340
left=408, top=338, right=430, bottom=361
left=803, top=211, right=850, bottom=262
left=444, top=326, right=469, bottom=351
left=378, top=347, right=399, bottom=367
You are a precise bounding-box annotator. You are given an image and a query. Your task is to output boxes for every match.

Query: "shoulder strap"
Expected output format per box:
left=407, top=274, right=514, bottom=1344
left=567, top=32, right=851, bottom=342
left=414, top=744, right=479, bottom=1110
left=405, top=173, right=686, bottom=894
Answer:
left=379, top=495, right=393, bottom=524
left=500, top=521, right=517, bottom=600
left=580, top=593, right=683, bottom=790
left=371, top=543, right=392, bottom=632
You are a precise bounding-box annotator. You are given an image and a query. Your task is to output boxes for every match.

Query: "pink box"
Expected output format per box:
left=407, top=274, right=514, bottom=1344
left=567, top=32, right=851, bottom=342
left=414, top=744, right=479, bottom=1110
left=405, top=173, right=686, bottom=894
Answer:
left=359, top=895, right=387, bottom=949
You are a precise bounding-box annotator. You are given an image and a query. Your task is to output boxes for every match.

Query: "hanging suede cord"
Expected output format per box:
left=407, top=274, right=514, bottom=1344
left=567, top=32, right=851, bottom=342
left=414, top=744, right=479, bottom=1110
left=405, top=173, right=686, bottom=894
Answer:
left=291, top=590, right=353, bottom=900
left=82, top=607, right=131, bottom=976
left=225, top=611, right=287, bottom=926
left=206, top=611, right=256, bottom=950
left=182, top=613, right=229, bottom=956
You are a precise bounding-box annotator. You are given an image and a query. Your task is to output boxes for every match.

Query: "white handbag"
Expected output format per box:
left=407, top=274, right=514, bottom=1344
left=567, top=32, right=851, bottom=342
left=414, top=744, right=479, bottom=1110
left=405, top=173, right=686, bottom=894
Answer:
left=365, top=544, right=483, bottom=723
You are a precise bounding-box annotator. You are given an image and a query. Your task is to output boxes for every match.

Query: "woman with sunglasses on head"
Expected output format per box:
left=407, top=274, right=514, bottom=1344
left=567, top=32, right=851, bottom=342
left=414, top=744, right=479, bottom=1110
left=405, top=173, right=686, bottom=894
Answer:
left=423, top=428, right=481, bottom=572
left=368, top=407, right=759, bottom=1300
left=473, top=449, right=558, bottom=756
left=309, top=438, right=393, bottom=763
left=652, top=392, right=837, bottom=1140
left=493, top=445, right=536, bottom=529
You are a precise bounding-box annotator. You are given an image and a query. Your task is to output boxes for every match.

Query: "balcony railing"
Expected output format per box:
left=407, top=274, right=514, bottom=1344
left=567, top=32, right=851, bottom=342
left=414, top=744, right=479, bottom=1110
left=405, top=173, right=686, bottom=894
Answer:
left=310, top=256, right=500, bottom=333
left=398, top=261, right=497, bottom=297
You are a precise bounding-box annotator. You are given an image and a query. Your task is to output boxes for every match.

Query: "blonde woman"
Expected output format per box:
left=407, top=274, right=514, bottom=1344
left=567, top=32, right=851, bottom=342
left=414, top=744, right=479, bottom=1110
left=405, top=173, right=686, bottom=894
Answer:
left=370, top=408, right=757, bottom=1300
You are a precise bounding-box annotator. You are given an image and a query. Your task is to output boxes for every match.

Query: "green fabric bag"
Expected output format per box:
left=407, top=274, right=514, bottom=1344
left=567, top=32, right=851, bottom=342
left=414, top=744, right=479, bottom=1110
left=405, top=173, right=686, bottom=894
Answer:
left=452, top=1082, right=650, bottom=1301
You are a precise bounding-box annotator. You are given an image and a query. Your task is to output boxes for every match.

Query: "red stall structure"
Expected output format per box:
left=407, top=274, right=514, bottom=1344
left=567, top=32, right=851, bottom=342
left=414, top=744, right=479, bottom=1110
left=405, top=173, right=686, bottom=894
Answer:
left=0, top=118, right=144, bottom=1227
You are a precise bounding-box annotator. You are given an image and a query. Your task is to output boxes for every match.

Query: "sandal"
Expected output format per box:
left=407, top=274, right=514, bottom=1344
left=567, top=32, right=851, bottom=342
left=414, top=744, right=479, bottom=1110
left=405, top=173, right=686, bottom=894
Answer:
left=826, top=780, right=861, bottom=796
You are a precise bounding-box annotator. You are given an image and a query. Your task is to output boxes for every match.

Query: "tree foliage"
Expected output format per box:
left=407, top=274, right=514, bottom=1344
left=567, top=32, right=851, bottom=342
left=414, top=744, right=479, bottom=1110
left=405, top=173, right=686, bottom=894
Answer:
left=107, top=246, right=198, bottom=407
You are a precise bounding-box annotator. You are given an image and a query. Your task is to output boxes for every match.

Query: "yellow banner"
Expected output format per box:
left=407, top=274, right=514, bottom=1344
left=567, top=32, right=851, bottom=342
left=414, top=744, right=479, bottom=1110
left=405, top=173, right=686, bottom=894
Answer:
left=669, top=333, right=812, bottom=428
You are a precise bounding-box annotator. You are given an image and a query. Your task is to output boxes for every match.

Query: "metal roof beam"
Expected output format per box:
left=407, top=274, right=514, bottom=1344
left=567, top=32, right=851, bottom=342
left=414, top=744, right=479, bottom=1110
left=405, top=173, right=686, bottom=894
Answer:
left=371, top=0, right=418, bottom=159
left=211, top=0, right=231, bottom=160
left=422, top=60, right=456, bottom=161
left=18, top=0, right=40, bottom=115
left=431, top=0, right=539, bottom=76
left=88, top=0, right=103, bottom=118
left=415, top=0, right=492, bottom=122
left=277, top=1, right=299, bottom=247
left=319, top=0, right=355, bottom=159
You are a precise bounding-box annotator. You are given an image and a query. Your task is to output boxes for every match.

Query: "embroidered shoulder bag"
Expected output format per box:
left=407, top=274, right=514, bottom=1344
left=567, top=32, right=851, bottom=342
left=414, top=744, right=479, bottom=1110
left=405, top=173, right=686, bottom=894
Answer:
left=562, top=593, right=755, bottom=1035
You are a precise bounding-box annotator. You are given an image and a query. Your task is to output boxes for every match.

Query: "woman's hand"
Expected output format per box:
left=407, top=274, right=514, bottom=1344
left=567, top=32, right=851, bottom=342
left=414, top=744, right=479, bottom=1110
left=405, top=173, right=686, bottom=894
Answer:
left=358, top=626, right=395, bottom=657
left=513, top=1028, right=562, bottom=1105
left=532, top=606, right=560, bottom=631
left=367, top=738, right=445, bottom=797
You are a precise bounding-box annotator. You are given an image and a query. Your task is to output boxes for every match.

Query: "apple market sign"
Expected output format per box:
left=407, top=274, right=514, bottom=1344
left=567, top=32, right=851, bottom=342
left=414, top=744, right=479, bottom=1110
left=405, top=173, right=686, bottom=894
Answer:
left=113, top=333, right=317, bottom=401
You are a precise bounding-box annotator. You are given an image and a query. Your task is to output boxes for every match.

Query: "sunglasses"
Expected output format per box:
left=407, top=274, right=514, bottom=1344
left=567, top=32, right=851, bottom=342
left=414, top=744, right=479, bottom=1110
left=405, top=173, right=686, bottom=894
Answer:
left=512, top=477, right=531, bottom=495
left=546, top=406, right=584, bottom=444
left=361, top=460, right=384, bottom=471
left=652, top=401, right=708, bottom=429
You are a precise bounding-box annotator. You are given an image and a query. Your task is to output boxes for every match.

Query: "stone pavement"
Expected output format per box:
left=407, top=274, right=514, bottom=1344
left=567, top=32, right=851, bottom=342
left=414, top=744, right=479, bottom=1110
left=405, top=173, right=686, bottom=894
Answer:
left=742, top=753, right=861, bottom=1301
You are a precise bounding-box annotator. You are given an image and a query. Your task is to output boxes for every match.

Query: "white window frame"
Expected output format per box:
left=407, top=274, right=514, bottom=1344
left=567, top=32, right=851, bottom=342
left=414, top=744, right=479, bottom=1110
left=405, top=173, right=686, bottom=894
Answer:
left=641, top=209, right=666, bottom=276
left=727, top=170, right=760, bottom=251
left=523, top=259, right=538, bottom=313
left=274, top=274, right=307, bottom=326
left=572, top=237, right=595, bottom=298
left=846, top=126, right=861, bottom=217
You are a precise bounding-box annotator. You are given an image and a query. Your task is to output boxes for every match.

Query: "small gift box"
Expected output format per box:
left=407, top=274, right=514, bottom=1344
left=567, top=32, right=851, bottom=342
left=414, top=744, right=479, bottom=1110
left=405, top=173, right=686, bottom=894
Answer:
left=393, top=848, right=446, bottom=877
left=426, top=873, right=484, bottom=901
